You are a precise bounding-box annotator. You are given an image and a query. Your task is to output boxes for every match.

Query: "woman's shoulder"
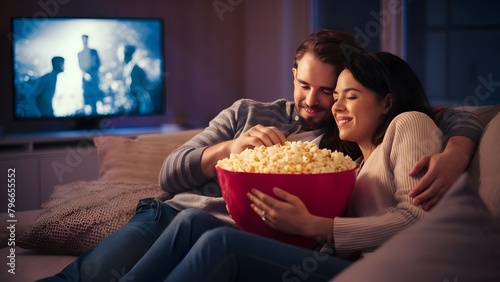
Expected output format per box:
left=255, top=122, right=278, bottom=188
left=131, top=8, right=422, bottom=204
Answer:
left=390, top=111, right=434, bottom=127
left=380, top=112, right=443, bottom=157
left=384, top=111, right=440, bottom=141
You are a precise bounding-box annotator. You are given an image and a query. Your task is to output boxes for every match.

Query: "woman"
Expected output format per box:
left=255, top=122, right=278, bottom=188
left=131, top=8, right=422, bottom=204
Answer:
left=159, top=52, right=445, bottom=281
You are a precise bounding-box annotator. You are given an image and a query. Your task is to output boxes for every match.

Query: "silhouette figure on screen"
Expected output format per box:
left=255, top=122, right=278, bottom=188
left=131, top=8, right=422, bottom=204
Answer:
left=78, top=34, right=102, bottom=115
left=122, top=44, right=153, bottom=114
left=30, top=56, right=65, bottom=118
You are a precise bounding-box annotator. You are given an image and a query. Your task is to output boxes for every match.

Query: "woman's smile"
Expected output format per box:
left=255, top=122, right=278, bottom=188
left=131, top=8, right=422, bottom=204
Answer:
left=335, top=116, right=352, bottom=127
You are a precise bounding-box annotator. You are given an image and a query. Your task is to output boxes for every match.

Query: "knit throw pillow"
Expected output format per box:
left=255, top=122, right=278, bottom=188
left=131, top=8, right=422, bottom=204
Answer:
left=17, top=181, right=165, bottom=255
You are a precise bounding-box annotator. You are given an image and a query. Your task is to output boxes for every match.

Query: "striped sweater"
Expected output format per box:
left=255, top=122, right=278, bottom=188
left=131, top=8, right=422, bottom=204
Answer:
left=334, top=111, right=443, bottom=257
left=161, top=99, right=300, bottom=224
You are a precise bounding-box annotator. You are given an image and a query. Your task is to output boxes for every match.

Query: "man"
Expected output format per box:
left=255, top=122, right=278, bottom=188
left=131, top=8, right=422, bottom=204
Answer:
left=78, top=34, right=101, bottom=115
left=42, top=30, right=483, bottom=281
left=122, top=44, right=153, bottom=114
left=31, top=56, right=65, bottom=117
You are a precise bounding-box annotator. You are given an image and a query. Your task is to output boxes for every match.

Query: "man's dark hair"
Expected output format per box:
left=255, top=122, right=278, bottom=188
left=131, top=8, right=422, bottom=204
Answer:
left=293, top=29, right=364, bottom=75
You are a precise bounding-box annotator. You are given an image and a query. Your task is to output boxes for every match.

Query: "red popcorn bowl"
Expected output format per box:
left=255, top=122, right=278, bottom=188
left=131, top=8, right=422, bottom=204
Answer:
left=216, top=166, right=358, bottom=249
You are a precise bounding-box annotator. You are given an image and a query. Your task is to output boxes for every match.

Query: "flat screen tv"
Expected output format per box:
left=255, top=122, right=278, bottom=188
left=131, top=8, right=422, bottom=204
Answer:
left=11, top=17, right=165, bottom=130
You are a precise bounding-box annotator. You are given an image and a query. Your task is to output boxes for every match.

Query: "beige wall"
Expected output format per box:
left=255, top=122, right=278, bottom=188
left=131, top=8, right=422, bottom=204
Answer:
left=1, top=0, right=312, bottom=132
left=243, top=0, right=311, bottom=103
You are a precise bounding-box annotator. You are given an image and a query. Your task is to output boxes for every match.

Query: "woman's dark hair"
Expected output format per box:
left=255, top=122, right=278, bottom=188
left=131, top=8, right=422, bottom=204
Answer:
left=319, top=123, right=362, bottom=160
left=293, top=29, right=363, bottom=76
left=345, top=52, right=431, bottom=145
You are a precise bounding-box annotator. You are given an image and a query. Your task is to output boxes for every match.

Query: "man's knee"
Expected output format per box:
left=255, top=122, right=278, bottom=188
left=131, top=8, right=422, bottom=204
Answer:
left=129, top=198, right=178, bottom=228
left=174, top=209, right=227, bottom=237
left=199, top=227, right=234, bottom=245
left=178, top=208, right=209, bottom=220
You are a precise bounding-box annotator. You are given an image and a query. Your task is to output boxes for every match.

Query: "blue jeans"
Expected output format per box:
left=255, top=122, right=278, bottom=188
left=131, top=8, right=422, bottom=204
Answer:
left=37, top=198, right=207, bottom=282
left=165, top=227, right=352, bottom=282
left=119, top=208, right=227, bottom=281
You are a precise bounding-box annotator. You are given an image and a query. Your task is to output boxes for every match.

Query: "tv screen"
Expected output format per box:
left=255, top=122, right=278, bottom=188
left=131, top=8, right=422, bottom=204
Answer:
left=11, top=17, right=165, bottom=123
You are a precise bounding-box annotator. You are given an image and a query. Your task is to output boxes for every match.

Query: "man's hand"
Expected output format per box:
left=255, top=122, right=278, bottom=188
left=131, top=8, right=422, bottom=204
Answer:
left=408, top=136, right=476, bottom=211
left=230, top=124, right=286, bottom=154
left=200, top=125, right=286, bottom=177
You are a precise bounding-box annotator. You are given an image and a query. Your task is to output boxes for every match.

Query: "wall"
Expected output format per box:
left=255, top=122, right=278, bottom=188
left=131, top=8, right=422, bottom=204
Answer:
left=0, top=0, right=312, bottom=133
left=312, top=0, right=381, bottom=52
left=243, top=0, right=312, bottom=102
left=406, top=0, right=500, bottom=107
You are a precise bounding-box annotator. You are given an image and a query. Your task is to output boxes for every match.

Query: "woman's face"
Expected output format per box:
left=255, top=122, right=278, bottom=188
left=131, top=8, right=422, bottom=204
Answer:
left=332, top=69, right=390, bottom=148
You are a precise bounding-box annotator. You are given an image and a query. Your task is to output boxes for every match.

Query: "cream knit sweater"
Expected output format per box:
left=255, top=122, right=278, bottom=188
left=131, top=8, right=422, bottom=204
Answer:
left=334, top=111, right=444, bottom=258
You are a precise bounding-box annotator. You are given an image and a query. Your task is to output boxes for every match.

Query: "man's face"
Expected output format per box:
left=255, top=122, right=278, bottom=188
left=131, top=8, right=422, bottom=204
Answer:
left=292, top=52, right=337, bottom=131
left=82, top=36, right=88, bottom=47
left=55, top=61, right=65, bottom=73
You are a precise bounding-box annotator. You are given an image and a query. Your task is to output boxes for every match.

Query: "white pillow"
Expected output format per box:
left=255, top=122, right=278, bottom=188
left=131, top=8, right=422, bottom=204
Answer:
left=331, top=174, right=500, bottom=282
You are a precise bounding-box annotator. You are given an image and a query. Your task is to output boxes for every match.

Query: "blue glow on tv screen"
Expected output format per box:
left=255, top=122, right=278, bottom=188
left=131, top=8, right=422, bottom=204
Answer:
left=11, top=17, right=165, bottom=120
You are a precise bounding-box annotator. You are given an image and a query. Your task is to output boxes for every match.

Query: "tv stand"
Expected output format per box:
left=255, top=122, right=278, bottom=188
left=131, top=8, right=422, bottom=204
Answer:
left=0, top=124, right=182, bottom=211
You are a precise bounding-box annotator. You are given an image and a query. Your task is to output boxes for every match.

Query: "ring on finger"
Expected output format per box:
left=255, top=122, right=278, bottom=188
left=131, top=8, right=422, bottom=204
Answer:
left=261, top=210, right=266, bottom=221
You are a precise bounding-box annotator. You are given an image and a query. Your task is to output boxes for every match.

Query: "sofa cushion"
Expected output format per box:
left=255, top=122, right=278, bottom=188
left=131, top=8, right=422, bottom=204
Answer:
left=94, top=136, right=178, bottom=185
left=469, top=111, right=500, bottom=217
left=17, top=181, right=165, bottom=255
left=331, top=174, right=500, bottom=282
left=94, top=129, right=202, bottom=184
left=136, top=128, right=203, bottom=144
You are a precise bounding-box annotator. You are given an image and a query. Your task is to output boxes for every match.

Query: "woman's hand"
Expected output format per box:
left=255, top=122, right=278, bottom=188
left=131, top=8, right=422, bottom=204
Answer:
left=247, top=188, right=331, bottom=238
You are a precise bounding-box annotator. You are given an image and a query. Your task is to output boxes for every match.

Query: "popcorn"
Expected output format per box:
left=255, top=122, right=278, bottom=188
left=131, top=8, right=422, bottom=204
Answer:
left=216, top=141, right=357, bottom=174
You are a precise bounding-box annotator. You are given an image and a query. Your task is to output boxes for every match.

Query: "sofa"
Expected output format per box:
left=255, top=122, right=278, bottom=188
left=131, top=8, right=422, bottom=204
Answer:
left=1, top=105, right=499, bottom=282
